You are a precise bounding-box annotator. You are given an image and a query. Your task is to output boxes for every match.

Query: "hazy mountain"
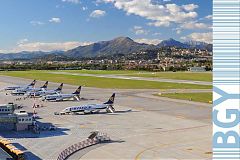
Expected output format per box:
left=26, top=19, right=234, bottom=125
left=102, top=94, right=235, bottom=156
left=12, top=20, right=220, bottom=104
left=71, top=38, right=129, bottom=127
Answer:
left=184, top=40, right=212, bottom=51
left=0, top=51, right=64, bottom=60
left=157, top=38, right=188, bottom=48
left=0, top=37, right=212, bottom=60
left=157, top=38, right=212, bottom=51
left=65, top=37, right=155, bottom=58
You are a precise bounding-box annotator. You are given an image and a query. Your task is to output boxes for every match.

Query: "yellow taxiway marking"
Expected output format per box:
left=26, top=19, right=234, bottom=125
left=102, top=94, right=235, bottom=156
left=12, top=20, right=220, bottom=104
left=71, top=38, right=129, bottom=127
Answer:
left=135, top=144, right=168, bottom=160
left=176, top=115, right=185, bottom=119
left=134, top=135, right=210, bottom=160
left=80, top=125, right=86, bottom=128
left=135, top=144, right=182, bottom=160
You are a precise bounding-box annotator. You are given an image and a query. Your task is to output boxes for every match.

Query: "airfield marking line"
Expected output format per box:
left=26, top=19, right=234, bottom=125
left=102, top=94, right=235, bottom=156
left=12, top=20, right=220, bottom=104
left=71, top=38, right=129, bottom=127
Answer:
left=159, top=125, right=210, bottom=133
left=176, top=115, right=186, bottom=119
left=120, top=125, right=210, bottom=139
left=134, top=136, right=211, bottom=160
left=179, top=146, right=212, bottom=159
left=135, top=144, right=169, bottom=160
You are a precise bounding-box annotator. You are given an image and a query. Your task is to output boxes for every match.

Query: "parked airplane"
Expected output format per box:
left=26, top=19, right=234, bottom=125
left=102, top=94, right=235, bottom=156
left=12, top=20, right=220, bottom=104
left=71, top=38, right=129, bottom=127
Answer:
left=42, top=86, right=81, bottom=101
left=11, top=81, right=48, bottom=96
left=27, top=83, right=63, bottom=97
left=5, top=80, right=36, bottom=91
left=59, top=93, right=116, bottom=114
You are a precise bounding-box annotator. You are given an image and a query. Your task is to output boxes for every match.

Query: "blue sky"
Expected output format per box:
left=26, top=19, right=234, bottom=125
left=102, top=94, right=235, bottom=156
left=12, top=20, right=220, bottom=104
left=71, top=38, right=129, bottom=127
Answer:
left=0, top=0, right=212, bottom=53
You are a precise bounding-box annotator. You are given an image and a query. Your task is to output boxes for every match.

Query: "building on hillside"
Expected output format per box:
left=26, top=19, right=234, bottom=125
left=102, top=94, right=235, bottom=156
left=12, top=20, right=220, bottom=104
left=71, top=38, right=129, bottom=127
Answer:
left=189, top=67, right=206, bottom=72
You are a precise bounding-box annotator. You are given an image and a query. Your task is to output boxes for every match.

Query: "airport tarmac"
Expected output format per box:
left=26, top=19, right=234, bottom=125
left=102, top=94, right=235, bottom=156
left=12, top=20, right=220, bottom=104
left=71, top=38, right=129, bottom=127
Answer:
left=0, top=76, right=212, bottom=160
left=0, top=147, right=12, bottom=159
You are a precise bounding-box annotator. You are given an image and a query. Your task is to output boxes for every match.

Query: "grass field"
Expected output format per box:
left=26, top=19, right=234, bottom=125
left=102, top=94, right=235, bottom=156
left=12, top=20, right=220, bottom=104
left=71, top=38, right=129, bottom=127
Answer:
left=0, top=71, right=212, bottom=89
left=125, top=72, right=212, bottom=82
left=55, top=70, right=142, bottom=75
left=156, top=92, right=212, bottom=103
left=54, top=70, right=212, bottom=82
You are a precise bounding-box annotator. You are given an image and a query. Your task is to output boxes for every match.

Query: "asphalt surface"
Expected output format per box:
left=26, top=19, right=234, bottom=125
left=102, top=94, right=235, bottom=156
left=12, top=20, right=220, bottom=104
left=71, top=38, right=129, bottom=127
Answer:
left=0, top=147, right=12, bottom=160
left=50, top=72, right=212, bottom=86
left=0, top=76, right=212, bottom=160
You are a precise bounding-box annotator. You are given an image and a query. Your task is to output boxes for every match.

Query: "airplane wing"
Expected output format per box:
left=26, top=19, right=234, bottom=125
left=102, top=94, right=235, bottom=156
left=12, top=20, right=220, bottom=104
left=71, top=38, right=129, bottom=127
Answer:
left=107, top=105, right=115, bottom=113
left=56, top=98, right=63, bottom=101
left=74, top=95, right=80, bottom=101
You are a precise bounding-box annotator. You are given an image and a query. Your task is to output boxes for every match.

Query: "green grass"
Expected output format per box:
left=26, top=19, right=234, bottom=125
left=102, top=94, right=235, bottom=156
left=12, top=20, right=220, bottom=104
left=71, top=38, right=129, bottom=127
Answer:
left=0, top=71, right=212, bottom=89
left=55, top=70, right=142, bottom=75
left=55, top=70, right=212, bottom=82
left=156, top=92, right=212, bottom=103
left=125, top=72, right=212, bottom=82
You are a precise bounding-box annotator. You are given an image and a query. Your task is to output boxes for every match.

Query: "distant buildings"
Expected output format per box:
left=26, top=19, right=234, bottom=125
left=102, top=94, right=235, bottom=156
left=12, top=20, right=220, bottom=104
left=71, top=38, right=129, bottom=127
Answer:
left=0, top=47, right=212, bottom=72
left=189, top=67, right=206, bottom=72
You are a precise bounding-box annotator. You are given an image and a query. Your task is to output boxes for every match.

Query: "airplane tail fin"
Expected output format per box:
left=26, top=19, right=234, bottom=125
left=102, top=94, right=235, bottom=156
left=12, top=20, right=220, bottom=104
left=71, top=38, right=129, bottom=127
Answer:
left=55, top=83, right=63, bottom=91
left=41, top=81, right=48, bottom=89
left=72, top=86, right=81, bottom=95
left=29, top=80, right=36, bottom=86
left=104, top=93, right=115, bottom=105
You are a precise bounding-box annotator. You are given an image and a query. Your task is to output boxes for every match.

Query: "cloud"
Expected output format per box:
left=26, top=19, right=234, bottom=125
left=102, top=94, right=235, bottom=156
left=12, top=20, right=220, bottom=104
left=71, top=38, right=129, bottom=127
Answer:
left=205, top=15, right=212, bottom=20
left=30, top=21, right=45, bottom=26
left=101, top=0, right=198, bottom=27
left=82, top=6, right=88, bottom=11
left=62, top=0, right=80, bottom=4
left=49, top=17, right=61, bottom=23
left=132, top=26, right=148, bottom=35
left=153, top=32, right=161, bottom=36
left=90, top=10, right=106, bottom=18
left=182, top=4, right=198, bottom=11
left=0, top=41, right=92, bottom=53
left=180, top=21, right=210, bottom=29
left=56, top=4, right=65, bottom=8
left=181, top=32, right=212, bottom=43
left=148, top=21, right=170, bottom=27
left=176, top=29, right=181, bottom=34
left=17, top=39, right=29, bottom=45
left=134, top=38, right=162, bottom=45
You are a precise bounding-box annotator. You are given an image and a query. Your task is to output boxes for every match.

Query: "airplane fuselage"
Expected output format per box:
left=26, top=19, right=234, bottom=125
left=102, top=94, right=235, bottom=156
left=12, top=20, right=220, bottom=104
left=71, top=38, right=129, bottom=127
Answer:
left=11, top=86, right=33, bottom=95
left=28, top=90, right=59, bottom=97
left=62, top=104, right=112, bottom=114
left=43, top=93, right=78, bottom=101
left=5, top=86, right=21, bottom=90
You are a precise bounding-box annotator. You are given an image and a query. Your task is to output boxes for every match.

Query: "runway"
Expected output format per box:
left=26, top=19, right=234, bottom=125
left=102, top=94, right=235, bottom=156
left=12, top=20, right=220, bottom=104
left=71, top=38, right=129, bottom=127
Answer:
left=49, top=71, right=212, bottom=86
left=0, top=76, right=212, bottom=160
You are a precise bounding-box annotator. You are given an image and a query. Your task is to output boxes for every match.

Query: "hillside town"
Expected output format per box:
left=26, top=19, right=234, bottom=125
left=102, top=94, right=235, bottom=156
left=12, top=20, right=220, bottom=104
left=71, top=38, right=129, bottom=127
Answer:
left=0, top=46, right=212, bottom=72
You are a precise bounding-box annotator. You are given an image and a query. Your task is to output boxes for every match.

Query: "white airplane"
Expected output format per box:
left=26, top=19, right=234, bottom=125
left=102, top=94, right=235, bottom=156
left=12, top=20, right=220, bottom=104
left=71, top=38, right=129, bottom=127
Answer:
left=60, top=93, right=116, bottom=114
left=11, top=81, right=48, bottom=96
left=27, top=83, right=63, bottom=97
left=5, top=80, right=36, bottom=91
left=42, top=86, right=82, bottom=101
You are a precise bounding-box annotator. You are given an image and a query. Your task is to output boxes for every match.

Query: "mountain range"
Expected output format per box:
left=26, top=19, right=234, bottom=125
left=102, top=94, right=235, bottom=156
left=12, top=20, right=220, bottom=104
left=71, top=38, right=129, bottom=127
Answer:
left=0, top=37, right=212, bottom=60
